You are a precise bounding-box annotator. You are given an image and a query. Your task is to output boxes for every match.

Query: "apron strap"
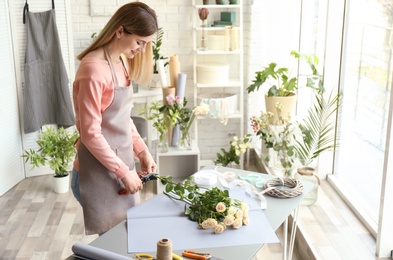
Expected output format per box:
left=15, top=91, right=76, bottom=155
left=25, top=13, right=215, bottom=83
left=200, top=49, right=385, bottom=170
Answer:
left=103, top=46, right=120, bottom=87
left=23, top=0, right=54, bottom=25
left=23, top=0, right=29, bottom=24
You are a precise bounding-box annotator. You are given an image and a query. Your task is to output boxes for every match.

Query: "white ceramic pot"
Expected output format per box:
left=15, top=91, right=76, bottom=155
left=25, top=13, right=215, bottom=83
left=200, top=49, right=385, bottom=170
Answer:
left=53, top=174, right=70, bottom=194
left=264, top=94, right=297, bottom=125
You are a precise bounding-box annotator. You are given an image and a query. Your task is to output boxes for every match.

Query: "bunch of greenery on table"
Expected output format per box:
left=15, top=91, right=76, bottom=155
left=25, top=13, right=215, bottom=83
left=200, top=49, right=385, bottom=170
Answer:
left=155, top=175, right=250, bottom=234
left=214, top=134, right=252, bottom=167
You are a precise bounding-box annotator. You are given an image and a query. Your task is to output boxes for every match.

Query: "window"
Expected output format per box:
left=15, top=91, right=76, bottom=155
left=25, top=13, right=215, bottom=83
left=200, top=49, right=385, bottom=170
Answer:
left=332, top=0, right=392, bottom=230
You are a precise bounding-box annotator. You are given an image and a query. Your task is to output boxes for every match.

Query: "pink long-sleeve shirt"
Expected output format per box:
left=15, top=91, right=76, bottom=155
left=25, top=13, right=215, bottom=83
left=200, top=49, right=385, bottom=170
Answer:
left=73, top=57, right=148, bottom=179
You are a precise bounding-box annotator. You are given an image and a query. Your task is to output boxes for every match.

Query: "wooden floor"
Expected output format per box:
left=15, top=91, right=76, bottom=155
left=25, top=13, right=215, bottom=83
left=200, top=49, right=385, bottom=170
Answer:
left=0, top=163, right=381, bottom=260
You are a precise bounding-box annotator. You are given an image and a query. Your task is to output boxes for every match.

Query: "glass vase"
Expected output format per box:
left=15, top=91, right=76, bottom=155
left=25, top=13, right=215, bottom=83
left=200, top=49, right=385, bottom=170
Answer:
left=158, top=134, right=169, bottom=153
left=179, top=132, right=192, bottom=150
left=295, top=166, right=320, bottom=206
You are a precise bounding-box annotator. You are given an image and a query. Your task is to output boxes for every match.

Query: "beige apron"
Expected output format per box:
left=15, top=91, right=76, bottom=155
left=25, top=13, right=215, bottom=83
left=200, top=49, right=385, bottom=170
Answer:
left=78, top=48, right=138, bottom=235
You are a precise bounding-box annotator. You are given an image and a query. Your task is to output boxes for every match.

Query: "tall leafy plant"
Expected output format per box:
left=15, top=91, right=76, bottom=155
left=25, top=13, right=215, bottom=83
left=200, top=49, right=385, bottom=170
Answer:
left=295, top=90, right=342, bottom=166
left=247, top=50, right=323, bottom=96
left=22, top=127, right=79, bottom=177
left=152, top=27, right=168, bottom=74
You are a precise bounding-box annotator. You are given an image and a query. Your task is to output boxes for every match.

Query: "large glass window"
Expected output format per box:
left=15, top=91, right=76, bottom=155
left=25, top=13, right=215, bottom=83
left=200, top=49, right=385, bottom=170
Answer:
left=334, top=0, right=393, bottom=225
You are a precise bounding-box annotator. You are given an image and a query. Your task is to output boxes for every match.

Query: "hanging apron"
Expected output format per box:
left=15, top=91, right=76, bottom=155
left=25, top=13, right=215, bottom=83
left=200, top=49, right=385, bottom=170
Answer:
left=78, top=47, right=138, bottom=235
left=23, top=0, right=75, bottom=133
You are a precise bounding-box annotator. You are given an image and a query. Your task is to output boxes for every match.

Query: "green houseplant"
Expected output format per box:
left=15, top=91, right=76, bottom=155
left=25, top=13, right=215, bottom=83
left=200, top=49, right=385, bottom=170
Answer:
left=247, top=50, right=322, bottom=96
left=22, top=127, right=79, bottom=178
left=247, top=51, right=323, bottom=125
left=152, top=27, right=168, bottom=74
left=293, top=89, right=341, bottom=205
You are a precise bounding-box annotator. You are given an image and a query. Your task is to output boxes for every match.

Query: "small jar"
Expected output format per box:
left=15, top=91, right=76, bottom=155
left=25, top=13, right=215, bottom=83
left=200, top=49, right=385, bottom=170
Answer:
left=295, top=167, right=320, bottom=206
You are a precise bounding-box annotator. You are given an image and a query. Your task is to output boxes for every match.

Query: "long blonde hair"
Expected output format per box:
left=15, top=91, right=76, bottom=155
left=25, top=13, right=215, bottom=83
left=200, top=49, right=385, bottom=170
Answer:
left=77, top=2, right=158, bottom=84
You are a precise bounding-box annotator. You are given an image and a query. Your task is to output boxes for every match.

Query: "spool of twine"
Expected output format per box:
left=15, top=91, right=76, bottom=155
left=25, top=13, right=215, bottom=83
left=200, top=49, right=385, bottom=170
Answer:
left=156, top=238, right=172, bottom=260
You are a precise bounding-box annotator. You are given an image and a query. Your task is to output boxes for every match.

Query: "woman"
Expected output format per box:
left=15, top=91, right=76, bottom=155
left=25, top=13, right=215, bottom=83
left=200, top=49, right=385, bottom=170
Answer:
left=72, top=2, right=158, bottom=235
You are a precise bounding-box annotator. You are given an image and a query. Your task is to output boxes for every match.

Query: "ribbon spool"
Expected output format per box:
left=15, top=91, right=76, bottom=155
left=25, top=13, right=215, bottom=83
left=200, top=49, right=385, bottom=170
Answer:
left=156, top=238, right=172, bottom=260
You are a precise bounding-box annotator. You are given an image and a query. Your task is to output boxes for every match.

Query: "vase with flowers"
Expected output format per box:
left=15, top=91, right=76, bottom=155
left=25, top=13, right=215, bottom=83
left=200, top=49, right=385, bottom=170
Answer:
left=142, top=94, right=209, bottom=152
left=214, top=134, right=252, bottom=167
left=142, top=99, right=178, bottom=153
left=178, top=100, right=209, bottom=150
left=155, top=174, right=250, bottom=234
left=250, top=103, right=302, bottom=177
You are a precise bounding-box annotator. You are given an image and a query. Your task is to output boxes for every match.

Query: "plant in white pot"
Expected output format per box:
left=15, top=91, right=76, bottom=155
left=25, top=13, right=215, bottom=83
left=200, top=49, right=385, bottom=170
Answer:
left=247, top=51, right=322, bottom=125
left=22, top=127, right=79, bottom=193
left=150, top=27, right=168, bottom=88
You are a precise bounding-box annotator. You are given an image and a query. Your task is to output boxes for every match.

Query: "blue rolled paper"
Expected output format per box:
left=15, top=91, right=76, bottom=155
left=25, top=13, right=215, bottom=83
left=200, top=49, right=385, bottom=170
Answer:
left=171, top=73, right=187, bottom=146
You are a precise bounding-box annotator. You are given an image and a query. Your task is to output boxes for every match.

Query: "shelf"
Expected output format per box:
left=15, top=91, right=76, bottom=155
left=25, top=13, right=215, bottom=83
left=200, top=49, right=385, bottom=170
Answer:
left=156, top=141, right=200, bottom=181
left=197, top=112, right=242, bottom=120
left=195, top=49, right=241, bottom=55
left=192, top=0, right=244, bottom=168
left=194, top=27, right=239, bottom=31
left=195, top=4, right=240, bottom=9
left=195, top=80, right=242, bottom=88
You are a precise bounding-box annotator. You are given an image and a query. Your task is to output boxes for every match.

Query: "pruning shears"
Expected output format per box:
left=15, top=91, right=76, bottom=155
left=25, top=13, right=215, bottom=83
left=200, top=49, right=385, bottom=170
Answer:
left=134, top=252, right=183, bottom=260
left=118, top=172, right=157, bottom=195
left=182, top=250, right=223, bottom=260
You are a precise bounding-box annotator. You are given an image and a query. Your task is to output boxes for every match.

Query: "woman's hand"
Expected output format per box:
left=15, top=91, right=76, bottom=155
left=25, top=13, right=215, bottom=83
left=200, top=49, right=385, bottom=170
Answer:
left=138, top=150, right=157, bottom=173
left=120, top=170, right=143, bottom=194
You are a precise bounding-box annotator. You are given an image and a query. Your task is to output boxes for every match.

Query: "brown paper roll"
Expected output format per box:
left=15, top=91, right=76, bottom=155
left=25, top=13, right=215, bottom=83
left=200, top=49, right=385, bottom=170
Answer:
left=162, top=86, right=176, bottom=105
left=156, top=238, right=172, bottom=260
left=169, top=55, right=180, bottom=90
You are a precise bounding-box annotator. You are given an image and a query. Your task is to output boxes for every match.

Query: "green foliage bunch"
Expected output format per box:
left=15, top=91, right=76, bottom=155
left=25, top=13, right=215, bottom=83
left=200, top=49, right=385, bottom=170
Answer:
left=141, top=99, right=176, bottom=142
left=22, top=127, right=79, bottom=177
left=247, top=50, right=323, bottom=96
left=156, top=175, right=250, bottom=234
left=214, top=134, right=252, bottom=167
left=295, top=90, right=342, bottom=166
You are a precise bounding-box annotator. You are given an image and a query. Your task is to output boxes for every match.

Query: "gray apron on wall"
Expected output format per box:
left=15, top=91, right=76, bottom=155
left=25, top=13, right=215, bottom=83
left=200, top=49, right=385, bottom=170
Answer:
left=78, top=48, right=138, bottom=235
left=23, top=0, right=75, bottom=133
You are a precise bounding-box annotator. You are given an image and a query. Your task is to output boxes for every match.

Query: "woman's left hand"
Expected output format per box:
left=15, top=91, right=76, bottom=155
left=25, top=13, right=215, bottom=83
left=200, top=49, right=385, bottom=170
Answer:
left=138, top=150, right=157, bottom=173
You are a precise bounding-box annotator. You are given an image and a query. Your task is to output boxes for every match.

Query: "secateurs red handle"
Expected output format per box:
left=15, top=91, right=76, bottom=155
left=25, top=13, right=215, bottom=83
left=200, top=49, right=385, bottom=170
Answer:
left=118, top=172, right=157, bottom=195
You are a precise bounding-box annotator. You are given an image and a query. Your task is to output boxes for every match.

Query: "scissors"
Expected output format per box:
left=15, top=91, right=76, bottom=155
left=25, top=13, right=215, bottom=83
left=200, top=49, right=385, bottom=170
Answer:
left=134, top=252, right=183, bottom=260
left=118, top=172, right=158, bottom=195
left=182, top=250, right=223, bottom=260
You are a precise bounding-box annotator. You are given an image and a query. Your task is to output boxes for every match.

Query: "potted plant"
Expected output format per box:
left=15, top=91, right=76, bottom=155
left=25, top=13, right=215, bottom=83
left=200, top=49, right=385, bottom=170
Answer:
left=293, top=89, right=341, bottom=205
left=247, top=51, right=322, bottom=125
left=150, top=27, right=168, bottom=88
left=22, top=127, right=79, bottom=193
